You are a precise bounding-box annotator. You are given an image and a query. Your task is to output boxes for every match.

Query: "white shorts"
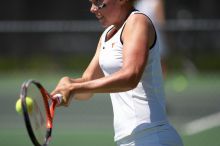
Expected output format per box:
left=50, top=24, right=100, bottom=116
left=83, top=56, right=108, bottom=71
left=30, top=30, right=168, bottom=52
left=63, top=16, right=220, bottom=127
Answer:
left=116, top=123, right=183, bottom=146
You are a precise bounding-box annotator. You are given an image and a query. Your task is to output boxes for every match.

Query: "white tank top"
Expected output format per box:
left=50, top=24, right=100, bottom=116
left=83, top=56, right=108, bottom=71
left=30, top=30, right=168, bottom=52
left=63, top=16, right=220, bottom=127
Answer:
left=99, top=11, right=167, bottom=141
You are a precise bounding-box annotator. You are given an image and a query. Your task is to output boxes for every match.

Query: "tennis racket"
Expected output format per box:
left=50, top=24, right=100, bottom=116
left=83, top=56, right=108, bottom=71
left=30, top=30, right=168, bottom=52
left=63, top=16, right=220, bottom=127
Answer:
left=20, top=79, right=62, bottom=146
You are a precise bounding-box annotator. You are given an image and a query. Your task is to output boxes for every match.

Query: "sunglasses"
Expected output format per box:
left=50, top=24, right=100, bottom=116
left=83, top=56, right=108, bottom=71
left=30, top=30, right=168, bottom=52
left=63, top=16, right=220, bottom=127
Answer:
left=91, top=0, right=106, bottom=9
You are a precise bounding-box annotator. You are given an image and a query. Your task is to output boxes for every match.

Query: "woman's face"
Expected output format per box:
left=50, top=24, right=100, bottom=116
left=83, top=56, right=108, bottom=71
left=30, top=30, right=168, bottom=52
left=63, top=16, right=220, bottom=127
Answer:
left=89, top=0, right=120, bottom=27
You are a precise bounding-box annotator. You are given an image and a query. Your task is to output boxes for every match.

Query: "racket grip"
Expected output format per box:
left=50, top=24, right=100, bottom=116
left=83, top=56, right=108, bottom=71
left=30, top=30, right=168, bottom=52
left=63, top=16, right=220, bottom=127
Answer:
left=53, top=94, right=63, bottom=105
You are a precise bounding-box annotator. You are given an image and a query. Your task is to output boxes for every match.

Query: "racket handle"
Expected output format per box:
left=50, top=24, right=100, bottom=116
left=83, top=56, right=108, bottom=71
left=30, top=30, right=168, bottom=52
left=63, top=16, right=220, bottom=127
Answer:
left=53, top=94, right=63, bottom=105
left=48, top=94, right=63, bottom=124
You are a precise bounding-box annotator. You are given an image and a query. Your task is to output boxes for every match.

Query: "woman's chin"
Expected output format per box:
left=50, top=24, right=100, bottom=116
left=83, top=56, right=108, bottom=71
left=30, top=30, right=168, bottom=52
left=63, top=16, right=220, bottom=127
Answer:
left=99, top=20, right=111, bottom=28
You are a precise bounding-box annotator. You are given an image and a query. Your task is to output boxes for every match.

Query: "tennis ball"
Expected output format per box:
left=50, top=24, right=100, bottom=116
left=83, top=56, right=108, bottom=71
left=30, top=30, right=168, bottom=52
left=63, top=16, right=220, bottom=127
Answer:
left=15, top=97, right=33, bottom=114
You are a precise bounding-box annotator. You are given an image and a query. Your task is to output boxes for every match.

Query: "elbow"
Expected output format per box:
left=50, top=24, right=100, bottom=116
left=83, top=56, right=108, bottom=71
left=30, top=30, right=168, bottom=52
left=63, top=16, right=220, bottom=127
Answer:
left=127, top=78, right=139, bottom=90
left=124, top=72, right=140, bottom=90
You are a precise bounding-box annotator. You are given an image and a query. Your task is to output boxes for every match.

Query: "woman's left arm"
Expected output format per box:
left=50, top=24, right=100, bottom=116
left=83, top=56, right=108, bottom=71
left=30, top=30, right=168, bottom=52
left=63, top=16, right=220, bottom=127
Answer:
left=68, top=14, right=155, bottom=94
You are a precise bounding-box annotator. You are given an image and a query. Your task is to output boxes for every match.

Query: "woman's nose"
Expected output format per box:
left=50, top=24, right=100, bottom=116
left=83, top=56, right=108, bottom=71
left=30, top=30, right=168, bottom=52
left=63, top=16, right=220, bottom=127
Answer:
left=90, top=4, right=98, bottom=13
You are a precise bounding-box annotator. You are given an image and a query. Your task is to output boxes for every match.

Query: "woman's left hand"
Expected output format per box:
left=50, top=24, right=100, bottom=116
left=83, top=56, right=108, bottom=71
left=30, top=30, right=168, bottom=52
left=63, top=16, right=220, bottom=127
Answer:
left=51, top=76, right=74, bottom=107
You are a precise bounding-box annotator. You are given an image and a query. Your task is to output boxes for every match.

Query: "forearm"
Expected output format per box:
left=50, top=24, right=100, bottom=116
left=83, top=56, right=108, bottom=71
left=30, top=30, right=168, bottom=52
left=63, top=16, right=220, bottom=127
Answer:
left=69, top=77, right=94, bottom=100
left=71, top=68, right=139, bottom=95
left=73, top=93, right=93, bottom=100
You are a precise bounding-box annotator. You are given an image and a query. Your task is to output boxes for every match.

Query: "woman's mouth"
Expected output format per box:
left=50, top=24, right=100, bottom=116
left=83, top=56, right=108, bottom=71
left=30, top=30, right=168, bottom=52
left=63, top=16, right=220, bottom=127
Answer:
left=96, top=13, right=103, bottom=20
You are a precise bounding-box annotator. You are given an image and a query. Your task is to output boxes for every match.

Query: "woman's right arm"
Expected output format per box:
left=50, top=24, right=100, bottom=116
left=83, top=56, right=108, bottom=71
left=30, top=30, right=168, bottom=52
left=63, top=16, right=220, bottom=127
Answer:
left=51, top=38, right=104, bottom=105
left=73, top=38, right=105, bottom=100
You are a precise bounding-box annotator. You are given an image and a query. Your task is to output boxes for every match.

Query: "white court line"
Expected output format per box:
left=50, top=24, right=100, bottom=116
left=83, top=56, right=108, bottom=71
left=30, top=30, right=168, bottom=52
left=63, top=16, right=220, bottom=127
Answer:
left=182, top=112, right=220, bottom=135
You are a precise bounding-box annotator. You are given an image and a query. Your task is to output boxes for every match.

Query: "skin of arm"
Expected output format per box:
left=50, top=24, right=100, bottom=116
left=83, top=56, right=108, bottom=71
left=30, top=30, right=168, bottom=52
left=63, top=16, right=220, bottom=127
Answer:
left=51, top=14, right=155, bottom=106
left=51, top=39, right=104, bottom=106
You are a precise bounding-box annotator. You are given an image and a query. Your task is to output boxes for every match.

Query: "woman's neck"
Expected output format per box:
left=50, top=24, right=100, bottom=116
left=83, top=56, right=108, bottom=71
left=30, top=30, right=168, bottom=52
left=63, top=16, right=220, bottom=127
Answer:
left=114, top=7, right=135, bottom=30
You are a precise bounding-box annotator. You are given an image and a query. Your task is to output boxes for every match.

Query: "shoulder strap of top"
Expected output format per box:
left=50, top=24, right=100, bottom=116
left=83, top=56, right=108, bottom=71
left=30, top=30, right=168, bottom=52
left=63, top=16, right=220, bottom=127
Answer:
left=101, top=25, right=114, bottom=43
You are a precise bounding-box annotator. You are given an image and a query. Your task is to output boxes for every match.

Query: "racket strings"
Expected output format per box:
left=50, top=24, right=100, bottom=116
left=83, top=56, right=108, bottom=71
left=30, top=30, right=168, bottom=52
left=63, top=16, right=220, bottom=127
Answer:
left=27, top=84, right=48, bottom=145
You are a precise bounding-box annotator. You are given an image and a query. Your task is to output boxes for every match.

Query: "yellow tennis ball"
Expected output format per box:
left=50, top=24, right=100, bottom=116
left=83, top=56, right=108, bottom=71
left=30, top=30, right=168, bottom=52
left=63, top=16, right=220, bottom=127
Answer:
left=15, top=97, right=33, bottom=114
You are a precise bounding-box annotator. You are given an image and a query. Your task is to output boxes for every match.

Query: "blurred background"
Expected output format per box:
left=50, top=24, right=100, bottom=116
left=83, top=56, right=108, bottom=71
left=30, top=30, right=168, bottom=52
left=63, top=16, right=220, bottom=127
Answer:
left=0, top=0, right=219, bottom=146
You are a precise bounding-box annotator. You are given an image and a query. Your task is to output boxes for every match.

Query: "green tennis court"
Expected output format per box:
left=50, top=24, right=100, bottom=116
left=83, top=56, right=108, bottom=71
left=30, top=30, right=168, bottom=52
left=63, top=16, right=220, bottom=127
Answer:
left=0, top=72, right=220, bottom=146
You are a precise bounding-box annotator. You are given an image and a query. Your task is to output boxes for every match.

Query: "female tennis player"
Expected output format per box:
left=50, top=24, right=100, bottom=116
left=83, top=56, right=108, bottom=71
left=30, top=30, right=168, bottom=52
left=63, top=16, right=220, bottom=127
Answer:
left=51, top=0, right=183, bottom=145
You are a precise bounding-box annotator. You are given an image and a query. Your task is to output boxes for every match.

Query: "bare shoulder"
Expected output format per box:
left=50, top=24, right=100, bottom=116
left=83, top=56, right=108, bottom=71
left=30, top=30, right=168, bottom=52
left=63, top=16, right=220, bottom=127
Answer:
left=126, top=13, right=152, bottom=29
left=122, top=12, right=156, bottom=49
left=123, top=12, right=155, bottom=37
